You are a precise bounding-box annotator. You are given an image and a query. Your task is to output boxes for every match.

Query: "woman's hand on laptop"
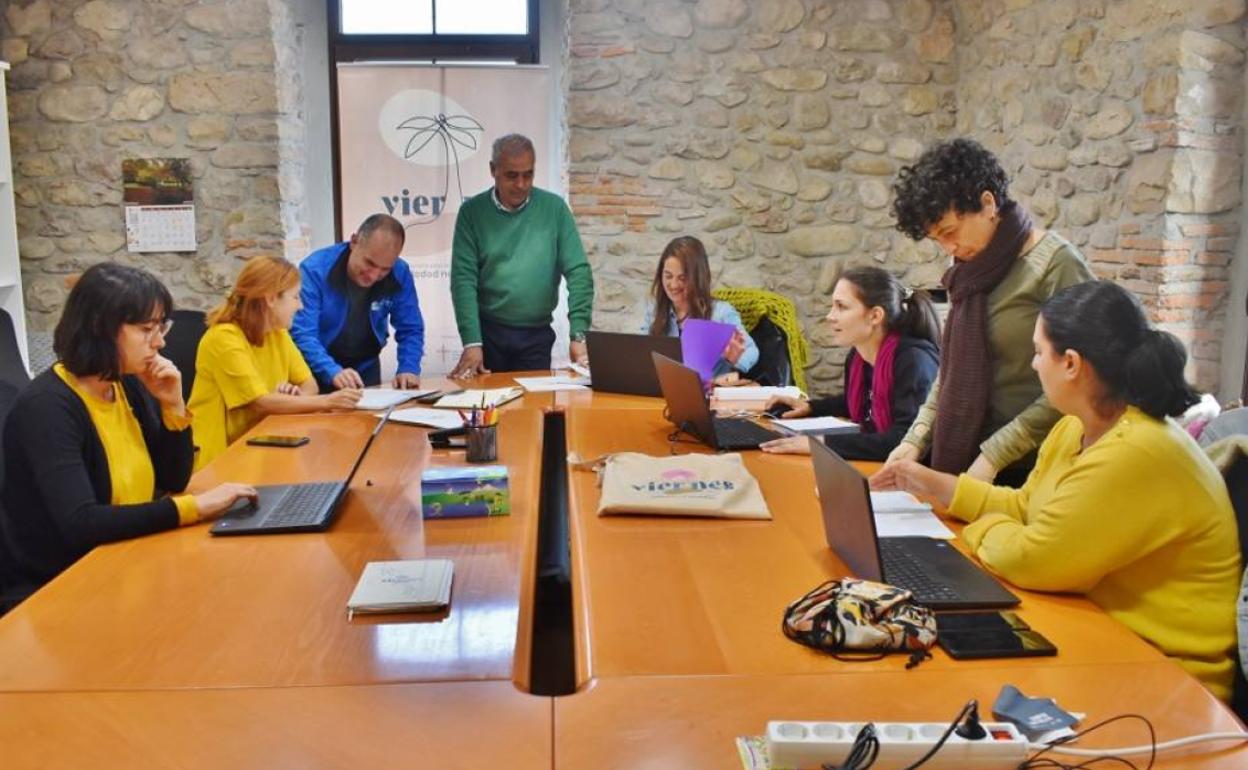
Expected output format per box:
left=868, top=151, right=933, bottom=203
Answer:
left=195, top=483, right=259, bottom=521
left=869, top=459, right=956, bottom=509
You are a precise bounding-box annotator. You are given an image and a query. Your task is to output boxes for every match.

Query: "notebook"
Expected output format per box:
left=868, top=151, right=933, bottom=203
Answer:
left=652, top=352, right=783, bottom=451
left=809, top=436, right=1019, bottom=610
left=210, top=408, right=393, bottom=536
left=433, top=387, right=523, bottom=409
left=388, top=407, right=464, bottom=430
left=354, top=387, right=436, bottom=411
left=346, top=559, right=454, bottom=616
left=585, top=331, right=682, bottom=397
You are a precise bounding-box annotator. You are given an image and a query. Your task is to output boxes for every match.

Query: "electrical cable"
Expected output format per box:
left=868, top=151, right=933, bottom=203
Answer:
left=1028, top=730, right=1248, bottom=758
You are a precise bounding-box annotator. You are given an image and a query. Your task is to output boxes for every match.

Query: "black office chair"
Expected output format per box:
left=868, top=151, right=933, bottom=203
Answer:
left=0, top=377, right=26, bottom=615
left=1224, top=453, right=1248, bottom=721
left=0, top=309, right=30, bottom=391
left=743, top=315, right=793, bottom=387
left=163, top=309, right=208, bottom=402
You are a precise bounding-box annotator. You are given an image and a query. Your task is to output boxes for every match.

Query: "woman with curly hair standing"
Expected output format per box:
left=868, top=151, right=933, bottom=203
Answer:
left=877, top=138, right=1094, bottom=486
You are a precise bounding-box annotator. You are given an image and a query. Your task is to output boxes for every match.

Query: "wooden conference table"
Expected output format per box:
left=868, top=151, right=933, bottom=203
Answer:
left=0, top=372, right=1243, bottom=768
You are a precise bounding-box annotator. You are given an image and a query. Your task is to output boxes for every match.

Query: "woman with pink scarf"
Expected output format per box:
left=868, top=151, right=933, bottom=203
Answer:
left=761, top=266, right=940, bottom=460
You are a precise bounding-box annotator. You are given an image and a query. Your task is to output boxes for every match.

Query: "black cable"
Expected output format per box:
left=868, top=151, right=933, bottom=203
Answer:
left=897, top=700, right=978, bottom=770
left=822, top=723, right=880, bottom=770
left=1021, top=713, right=1157, bottom=770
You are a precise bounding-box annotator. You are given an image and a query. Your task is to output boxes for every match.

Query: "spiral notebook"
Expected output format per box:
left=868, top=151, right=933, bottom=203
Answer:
left=346, top=559, right=454, bottom=617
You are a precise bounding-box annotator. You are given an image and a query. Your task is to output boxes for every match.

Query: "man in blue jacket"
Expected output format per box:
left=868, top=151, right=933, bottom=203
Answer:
left=291, top=214, right=425, bottom=390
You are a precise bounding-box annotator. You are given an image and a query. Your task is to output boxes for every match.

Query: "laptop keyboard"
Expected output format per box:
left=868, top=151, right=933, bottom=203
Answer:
left=712, top=418, right=782, bottom=449
left=879, top=540, right=961, bottom=602
left=260, top=482, right=342, bottom=527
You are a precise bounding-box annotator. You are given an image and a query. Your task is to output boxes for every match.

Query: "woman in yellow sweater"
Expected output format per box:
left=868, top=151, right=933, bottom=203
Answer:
left=873, top=280, right=1240, bottom=699
left=190, top=256, right=361, bottom=470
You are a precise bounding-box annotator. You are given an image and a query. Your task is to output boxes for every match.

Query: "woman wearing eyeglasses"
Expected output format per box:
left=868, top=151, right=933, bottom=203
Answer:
left=0, top=263, right=257, bottom=610
left=189, top=255, right=361, bottom=470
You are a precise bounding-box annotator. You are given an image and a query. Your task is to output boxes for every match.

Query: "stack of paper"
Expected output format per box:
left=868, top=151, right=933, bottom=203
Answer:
left=714, top=385, right=804, bottom=401
left=870, top=491, right=955, bottom=540
left=513, top=376, right=590, bottom=392
left=433, top=387, right=523, bottom=409
left=772, top=416, right=859, bottom=435
left=354, top=387, right=436, bottom=411
left=388, top=407, right=464, bottom=430
left=346, top=559, right=454, bottom=616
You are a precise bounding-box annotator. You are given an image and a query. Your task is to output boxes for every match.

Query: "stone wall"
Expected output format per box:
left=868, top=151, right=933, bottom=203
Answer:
left=568, top=0, right=959, bottom=390
left=955, top=0, right=1245, bottom=391
left=1, top=0, right=311, bottom=332
left=566, top=0, right=1246, bottom=392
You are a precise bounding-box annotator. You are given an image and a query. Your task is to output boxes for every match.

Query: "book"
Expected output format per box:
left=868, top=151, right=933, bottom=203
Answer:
left=388, top=407, right=464, bottom=430
left=772, top=416, right=859, bottom=436
left=421, top=465, right=510, bottom=518
left=713, top=385, right=804, bottom=401
left=346, top=559, right=454, bottom=616
left=433, top=387, right=523, bottom=409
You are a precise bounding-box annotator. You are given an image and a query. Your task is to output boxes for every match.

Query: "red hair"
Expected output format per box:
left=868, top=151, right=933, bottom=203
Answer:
left=207, top=256, right=299, bottom=346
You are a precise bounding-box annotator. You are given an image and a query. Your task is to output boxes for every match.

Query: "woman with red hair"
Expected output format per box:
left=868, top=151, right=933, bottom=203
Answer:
left=189, top=256, right=361, bottom=469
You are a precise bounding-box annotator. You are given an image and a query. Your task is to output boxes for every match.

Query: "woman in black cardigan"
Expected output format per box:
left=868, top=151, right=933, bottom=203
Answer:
left=0, top=264, right=256, bottom=610
left=761, top=266, right=940, bottom=461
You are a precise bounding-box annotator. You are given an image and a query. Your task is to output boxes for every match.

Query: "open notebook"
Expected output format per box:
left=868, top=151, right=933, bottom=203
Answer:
left=433, top=387, right=523, bottom=409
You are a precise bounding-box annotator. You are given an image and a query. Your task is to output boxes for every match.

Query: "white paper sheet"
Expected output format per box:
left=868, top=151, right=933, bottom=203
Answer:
left=355, top=388, right=435, bottom=411
left=713, top=386, right=803, bottom=401
left=874, top=512, right=956, bottom=540
left=870, top=490, right=933, bottom=513
left=772, top=416, right=859, bottom=435
left=513, top=376, right=590, bottom=392
left=388, top=407, right=464, bottom=430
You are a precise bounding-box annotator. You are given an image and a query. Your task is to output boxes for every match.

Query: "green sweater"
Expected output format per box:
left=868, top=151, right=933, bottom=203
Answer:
left=901, top=232, right=1094, bottom=470
left=450, top=187, right=594, bottom=345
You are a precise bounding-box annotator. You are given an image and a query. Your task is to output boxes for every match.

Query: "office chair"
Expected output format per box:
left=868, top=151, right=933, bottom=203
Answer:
left=1222, top=452, right=1248, bottom=721
left=712, top=287, right=810, bottom=392
left=0, top=309, right=30, bottom=391
left=0, top=378, right=25, bottom=616
left=743, top=315, right=793, bottom=387
left=163, top=309, right=208, bottom=402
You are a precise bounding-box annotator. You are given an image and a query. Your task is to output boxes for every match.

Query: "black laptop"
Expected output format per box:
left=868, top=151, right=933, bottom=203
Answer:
left=585, top=331, right=682, bottom=397
left=211, top=409, right=393, bottom=536
left=809, top=437, right=1019, bottom=610
left=652, top=352, right=783, bottom=451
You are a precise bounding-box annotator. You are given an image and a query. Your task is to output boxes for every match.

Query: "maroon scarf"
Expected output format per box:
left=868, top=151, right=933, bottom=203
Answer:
left=930, top=202, right=1034, bottom=472
left=847, top=331, right=901, bottom=433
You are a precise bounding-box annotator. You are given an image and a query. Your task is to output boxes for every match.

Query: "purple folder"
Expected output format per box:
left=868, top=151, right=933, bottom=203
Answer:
left=680, top=318, right=735, bottom=384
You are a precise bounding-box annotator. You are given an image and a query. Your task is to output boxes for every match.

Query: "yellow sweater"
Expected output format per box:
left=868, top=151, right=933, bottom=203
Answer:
left=949, top=406, right=1240, bottom=699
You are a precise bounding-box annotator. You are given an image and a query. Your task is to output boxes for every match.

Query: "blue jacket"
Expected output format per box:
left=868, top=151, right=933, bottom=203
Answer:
left=290, top=242, right=425, bottom=382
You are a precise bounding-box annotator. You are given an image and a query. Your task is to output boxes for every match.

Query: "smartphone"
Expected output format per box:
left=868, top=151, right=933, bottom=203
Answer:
left=936, top=611, right=1057, bottom=660
left=246, top=434, right=310, bottom=448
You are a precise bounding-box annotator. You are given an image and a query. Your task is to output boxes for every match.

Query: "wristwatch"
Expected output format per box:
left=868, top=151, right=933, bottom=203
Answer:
left=570, top=332, right=587, bottom=343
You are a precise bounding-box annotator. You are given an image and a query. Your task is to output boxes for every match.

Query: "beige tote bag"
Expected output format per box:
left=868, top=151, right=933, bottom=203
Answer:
left=588, top=452, right=771, bottom=520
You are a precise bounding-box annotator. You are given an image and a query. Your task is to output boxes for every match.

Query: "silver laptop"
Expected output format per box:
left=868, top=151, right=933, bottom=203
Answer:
left=652, top=352, right=783, bottom=451
left=211, top=409, right=393, bottom=536
left=586, top=331, right=682, bottom=397
left=809, top=436, right=1019, bottom=609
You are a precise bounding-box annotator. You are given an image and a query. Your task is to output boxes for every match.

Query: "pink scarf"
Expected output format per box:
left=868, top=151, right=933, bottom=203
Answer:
left=846, top=332, right=901, bottom=433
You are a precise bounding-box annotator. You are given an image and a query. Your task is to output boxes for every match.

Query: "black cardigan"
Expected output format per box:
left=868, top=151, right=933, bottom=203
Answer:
left=0, top=369, right=194, bottom=599
left=809, top=336, right=939, bottom=461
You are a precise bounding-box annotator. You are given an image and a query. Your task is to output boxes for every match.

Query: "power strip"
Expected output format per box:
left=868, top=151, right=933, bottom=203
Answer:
left=765, top=719, right=1030, bottom=770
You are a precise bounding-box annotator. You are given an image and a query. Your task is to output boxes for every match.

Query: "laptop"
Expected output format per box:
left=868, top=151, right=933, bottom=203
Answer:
left=211, top=409, right=394, bottom=536
left=652, top=352, right=784, bottom=451
left=809, top=437, right=1019, bottom=610
left=586, top=331, right=682, bottom=397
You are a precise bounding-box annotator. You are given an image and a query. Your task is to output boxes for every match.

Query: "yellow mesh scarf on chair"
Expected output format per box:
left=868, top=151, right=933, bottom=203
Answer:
left=712, top=287, right=810, bottom=393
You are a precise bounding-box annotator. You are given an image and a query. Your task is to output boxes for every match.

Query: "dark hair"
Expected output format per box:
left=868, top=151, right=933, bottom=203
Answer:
left=54, top=262, right=173, bottom=380
left=649, top=236, right=713, bottom=336
left=356, top=213, right=405, bottom=247
left=891, top=138, right=1013, bottom=241
left=1039, top=281, right=1199, bottom=419
left=837, top=266, right=941, bottom=349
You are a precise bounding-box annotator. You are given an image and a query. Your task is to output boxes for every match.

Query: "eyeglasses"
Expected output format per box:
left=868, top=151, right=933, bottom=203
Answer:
left=135, top=319, right=174, bottom=340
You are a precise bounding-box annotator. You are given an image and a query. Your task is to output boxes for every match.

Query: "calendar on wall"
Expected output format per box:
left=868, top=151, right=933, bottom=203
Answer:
left=122, top=158, right=197, bottom=253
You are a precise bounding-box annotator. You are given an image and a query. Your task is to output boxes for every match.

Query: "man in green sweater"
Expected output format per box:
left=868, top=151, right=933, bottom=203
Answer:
left=449, top=134, right=594, bottom=376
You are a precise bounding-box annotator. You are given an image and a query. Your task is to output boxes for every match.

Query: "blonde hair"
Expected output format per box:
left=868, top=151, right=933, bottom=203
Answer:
left=207, top=255, right=299, bottom=346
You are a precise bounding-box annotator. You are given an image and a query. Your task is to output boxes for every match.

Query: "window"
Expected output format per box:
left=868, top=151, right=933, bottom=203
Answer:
left=331, top=0, right=538, bottom=62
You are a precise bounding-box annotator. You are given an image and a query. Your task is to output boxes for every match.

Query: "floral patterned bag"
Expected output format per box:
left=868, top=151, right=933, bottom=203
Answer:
left=782, top=577, right=938, bottom=668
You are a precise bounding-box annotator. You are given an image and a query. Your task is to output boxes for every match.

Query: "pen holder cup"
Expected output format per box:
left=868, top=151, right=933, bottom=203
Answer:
left=465, top=424, right=499, bottom=463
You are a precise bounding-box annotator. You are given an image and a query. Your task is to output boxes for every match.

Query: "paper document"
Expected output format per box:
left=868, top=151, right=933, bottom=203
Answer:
left=772, top=416, right=859, bottom=435
left=388, top=407, right=464, bottom=430
left=870, top=491, right=934, bottom=513
left=713, top=386, right=803, bottom=401
left=433, top=387, right=523, bottom=409
left=873, top=512, right=956, bottom=540
left=513, top=376, right=590, bottom=392
left=347, top=559, right=454, bottom=616
left=568, top=362, right=591, bottom=379
left=355, top=388, right=435, bottom=411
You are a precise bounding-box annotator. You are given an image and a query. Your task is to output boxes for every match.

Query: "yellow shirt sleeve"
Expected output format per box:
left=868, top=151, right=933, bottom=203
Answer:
left=205, top=327, right=270, bottom=409
left=161, top=403, right=193, bottom=432
left=173, top=494, right=199, bottom=525
left=279, top=329, right=314, bottom=387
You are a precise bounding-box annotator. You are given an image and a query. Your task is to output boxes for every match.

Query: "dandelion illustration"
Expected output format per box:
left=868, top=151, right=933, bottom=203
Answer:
left=395, top=112, right=485, bottom=225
